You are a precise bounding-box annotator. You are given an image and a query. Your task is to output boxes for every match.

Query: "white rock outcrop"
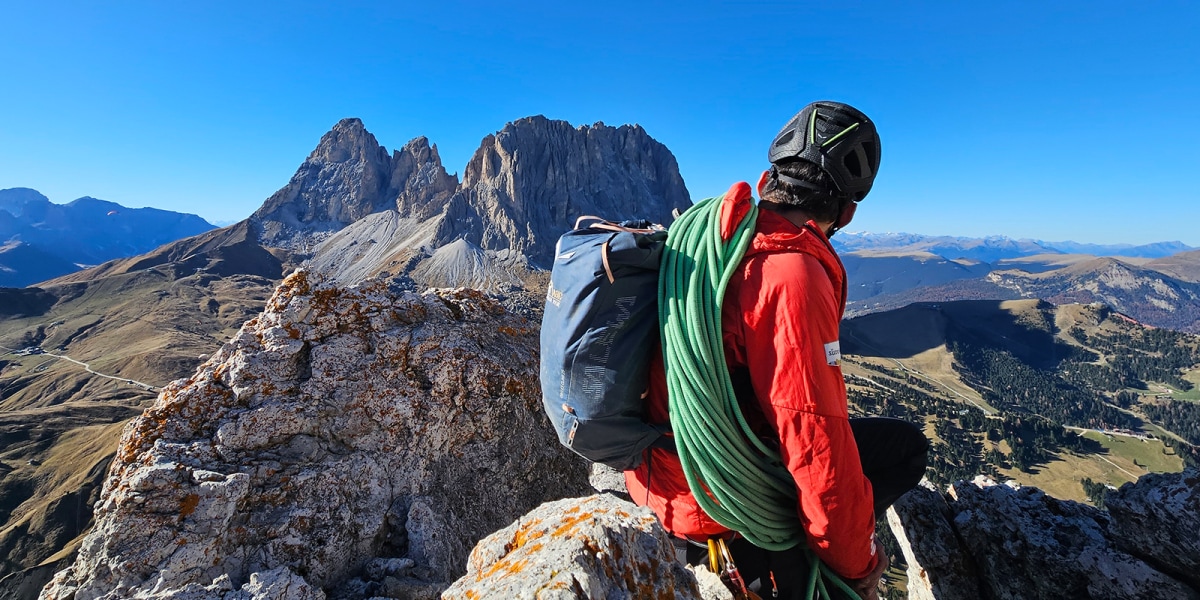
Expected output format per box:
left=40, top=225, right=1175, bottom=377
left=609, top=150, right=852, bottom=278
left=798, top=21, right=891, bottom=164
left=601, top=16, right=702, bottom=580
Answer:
left=443, top=494, right=730, bottom=600
left=40, top=271, right=591, bottom=599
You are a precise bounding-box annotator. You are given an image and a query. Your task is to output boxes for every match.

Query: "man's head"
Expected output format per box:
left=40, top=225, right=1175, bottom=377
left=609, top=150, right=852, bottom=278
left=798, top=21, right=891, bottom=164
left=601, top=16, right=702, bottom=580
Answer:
left=757, top=101, right=881, bottom=234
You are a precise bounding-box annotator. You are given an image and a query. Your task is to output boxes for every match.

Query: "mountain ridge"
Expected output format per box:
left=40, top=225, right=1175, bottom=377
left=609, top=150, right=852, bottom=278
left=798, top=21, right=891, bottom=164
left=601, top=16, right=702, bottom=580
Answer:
left=0, top=188, right=216, bottom=286
left=834, top=231, right=1193, bottom=261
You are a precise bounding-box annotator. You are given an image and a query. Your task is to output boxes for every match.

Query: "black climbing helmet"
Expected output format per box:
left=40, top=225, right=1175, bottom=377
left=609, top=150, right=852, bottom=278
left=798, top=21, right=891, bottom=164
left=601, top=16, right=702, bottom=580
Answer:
left=767, top=101, right=881, bottom=202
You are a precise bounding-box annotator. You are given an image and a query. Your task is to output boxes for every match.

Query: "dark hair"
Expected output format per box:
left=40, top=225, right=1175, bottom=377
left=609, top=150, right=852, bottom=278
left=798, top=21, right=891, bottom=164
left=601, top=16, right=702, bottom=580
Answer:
left=759, top=159, right=844, bottom=223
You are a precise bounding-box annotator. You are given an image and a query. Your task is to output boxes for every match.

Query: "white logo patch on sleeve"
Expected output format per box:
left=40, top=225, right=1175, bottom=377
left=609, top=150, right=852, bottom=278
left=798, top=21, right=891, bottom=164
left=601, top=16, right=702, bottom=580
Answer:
left=824, top=341, right=841, bottom=366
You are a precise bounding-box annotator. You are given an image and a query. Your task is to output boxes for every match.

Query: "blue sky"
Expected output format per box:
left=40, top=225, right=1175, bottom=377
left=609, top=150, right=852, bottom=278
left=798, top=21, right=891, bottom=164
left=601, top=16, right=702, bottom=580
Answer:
left=2, top=2, right=1197, bottom=245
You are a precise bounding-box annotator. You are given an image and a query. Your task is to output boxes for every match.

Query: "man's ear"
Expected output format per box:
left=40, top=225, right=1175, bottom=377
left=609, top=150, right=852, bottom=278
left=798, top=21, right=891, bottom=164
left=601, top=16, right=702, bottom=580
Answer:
left=756, top=170, right=772, bottom=196
left=836, top=201, right=858, bottom=228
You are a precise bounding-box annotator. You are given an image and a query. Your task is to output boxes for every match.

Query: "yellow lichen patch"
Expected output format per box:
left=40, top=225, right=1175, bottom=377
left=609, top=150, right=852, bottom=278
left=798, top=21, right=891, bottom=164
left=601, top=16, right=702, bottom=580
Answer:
left=550, top=511, right=595, bottom=538
left=272, top=271, right=311, bottom=302
left=179, top=494, right=200, bottom=518
left=508, top=518, right=546, bottom=551
left=481, top=557, right=530, bottom=580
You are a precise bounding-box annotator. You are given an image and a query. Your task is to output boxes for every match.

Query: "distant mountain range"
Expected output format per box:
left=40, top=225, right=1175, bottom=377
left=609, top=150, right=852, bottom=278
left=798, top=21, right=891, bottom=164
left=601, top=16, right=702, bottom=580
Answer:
left=843, top=248, right=1200, bottom=333
left=833, top=231, right=1193, bottom=262
left=0, top=188, right=215, bottom=286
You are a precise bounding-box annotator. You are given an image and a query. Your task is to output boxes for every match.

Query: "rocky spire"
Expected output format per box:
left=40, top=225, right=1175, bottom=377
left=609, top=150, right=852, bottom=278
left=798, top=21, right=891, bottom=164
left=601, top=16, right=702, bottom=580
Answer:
left=250, top=119, right=457, bottom=253
left=434, top=115, right=691, bottom=268
left=391, top=137, right=459, bottom=222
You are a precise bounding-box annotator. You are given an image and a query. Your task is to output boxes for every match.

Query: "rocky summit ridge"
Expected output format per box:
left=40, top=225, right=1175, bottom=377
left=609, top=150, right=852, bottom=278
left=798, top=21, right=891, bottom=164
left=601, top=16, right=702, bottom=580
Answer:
left=250, top=119, right=459, bottom=254
left=39, top=271, right=592, bottom=600
left=33, top=269, right=1200, bottom=599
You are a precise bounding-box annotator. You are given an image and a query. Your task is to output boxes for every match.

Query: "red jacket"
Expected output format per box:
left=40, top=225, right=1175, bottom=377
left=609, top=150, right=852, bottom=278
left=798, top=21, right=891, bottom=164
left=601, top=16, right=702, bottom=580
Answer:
left=625, top=183, right=878, bottom=580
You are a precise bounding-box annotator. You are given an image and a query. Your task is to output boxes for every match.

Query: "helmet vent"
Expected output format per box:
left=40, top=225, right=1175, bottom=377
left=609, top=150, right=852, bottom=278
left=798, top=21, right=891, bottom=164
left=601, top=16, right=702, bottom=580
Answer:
left=843, top=150, right=862, bottom=178
left=862, top=141, right=878, bottom=171
left=774, top=130, right=795, bottom=148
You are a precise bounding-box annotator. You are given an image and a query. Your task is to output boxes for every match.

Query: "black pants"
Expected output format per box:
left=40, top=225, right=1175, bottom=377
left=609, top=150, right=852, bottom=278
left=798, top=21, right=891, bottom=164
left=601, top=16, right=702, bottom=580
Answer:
left=680, top=417, right=928, bottom=599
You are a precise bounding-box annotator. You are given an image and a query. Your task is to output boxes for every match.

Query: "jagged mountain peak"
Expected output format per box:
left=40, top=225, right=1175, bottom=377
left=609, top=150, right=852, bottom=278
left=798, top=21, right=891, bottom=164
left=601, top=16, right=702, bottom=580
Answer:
left=392, top=136, right=459, bottom=222
left=306, top=115, right=690, bottom=284
left=251, top=119, right=455, bottom=251
left=399, top=134, right=433, bottom=154
left=308, top=117, right=386, bottom=164
left=450, top=115, right=690, bottom=268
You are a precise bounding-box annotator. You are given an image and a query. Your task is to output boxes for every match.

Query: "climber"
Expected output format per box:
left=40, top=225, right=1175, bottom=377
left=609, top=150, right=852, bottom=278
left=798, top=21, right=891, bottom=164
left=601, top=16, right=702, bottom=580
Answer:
left=626, top=101, right=929, bottom=600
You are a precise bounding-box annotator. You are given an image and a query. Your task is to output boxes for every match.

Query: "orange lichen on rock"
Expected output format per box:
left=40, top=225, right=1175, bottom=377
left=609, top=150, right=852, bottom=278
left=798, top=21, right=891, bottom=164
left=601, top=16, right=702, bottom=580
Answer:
left=481, top=557, right=530, bottom=580
left=509, top=518, right=546, bottom=551
left=551, top=511, right=595, bottom=538
left=179, top=494, right=200, bottom=518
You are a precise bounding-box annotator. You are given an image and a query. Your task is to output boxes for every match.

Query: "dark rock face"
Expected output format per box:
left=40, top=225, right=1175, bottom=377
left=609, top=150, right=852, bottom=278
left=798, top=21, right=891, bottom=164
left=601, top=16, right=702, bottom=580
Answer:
left=885, top=483, right=981, bottom=599
left=1106, top=469, right=1200, bottom=590
left=392, top=137, right=459, bottom=222
left=888, top=473, right=1200, bottom=600
left=440, top=116, right=691, bottom=269
left=251, top=120, right=459, bottom=252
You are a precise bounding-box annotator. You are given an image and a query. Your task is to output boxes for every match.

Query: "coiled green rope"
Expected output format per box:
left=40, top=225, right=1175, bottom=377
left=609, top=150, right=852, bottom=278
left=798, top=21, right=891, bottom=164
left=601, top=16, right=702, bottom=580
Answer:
left=659, top=193, right=859, bottom=599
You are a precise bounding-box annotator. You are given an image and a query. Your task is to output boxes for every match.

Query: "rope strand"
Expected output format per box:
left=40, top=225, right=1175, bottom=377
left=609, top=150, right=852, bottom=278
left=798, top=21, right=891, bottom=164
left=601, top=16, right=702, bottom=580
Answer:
left=660, top=192, right=856, bottom=599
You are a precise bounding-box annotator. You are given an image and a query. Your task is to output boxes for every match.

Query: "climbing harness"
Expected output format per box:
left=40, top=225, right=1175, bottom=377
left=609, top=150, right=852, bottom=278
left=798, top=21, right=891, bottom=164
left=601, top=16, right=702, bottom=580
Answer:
left=708, top=538, right=759, bottom=600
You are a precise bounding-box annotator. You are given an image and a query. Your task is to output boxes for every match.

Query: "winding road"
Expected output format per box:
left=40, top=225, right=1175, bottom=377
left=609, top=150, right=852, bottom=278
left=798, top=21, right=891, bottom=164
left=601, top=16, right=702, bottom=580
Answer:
left=1, top=344, right=159, bottom=392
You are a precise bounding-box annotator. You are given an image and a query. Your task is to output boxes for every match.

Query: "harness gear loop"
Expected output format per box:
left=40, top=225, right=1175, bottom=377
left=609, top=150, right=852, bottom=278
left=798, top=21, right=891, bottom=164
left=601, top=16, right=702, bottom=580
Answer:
left=708, top=538, right=759, bottom=600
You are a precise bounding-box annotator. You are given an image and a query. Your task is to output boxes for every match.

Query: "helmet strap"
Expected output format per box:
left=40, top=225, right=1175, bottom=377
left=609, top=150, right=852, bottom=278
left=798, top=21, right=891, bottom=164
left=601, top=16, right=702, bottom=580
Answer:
left=827, top=198, right=856, bottom=238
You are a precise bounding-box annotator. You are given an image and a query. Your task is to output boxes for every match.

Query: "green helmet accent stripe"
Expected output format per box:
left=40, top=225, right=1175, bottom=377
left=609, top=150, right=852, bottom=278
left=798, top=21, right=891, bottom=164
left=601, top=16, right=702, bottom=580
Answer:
left=808, top=109, right=818, bottom=146
left=821, top=122, right=860, bottom=148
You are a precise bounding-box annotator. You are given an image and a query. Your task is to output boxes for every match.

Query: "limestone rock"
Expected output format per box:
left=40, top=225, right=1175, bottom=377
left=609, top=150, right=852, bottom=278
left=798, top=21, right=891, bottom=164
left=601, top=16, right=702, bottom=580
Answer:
left=888, top=475, right=1200, bottom=599
left=39, top=270, right=591, bottom=599
left=391, top=137, right=459, bottom=222
left=587, top=463, right=628, bottom=497
left=252, top=119, right=458, bottom=252
left=1106, top=469, right=1200, bottom=590
left=442, top=494, right=723, bottom=600
left=885, top=482, right=980, bottom=600
left=308, top=116, right=691, bottom=289
left=441, top=116, right=691, bottom=269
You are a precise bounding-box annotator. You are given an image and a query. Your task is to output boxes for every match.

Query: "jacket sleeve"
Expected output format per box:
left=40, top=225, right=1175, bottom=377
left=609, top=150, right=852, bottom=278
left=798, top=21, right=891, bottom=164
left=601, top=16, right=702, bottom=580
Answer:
left=729, top=251, right=878, bottom=580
